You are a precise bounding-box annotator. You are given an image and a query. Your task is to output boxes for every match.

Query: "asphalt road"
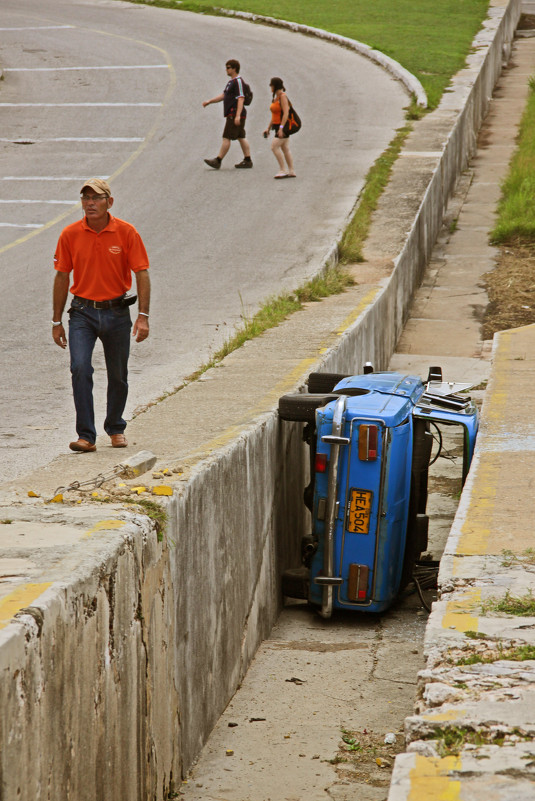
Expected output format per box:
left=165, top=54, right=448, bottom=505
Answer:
left=0, top=0, right=407, bottom=484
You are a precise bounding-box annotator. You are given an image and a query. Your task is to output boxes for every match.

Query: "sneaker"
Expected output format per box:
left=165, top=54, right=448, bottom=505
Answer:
left=235, top=159, right=253, bottom=169
left=204, top=158, right=221, bottom=169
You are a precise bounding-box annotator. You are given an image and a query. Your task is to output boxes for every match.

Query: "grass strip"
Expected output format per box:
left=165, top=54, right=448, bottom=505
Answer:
left=190, top=265, right=354, bottom=372
left=137, top=265, right=355, bottom=409
left=491, top=77, right=535, bottom=244
left=339, top=125, right=412, bottom=263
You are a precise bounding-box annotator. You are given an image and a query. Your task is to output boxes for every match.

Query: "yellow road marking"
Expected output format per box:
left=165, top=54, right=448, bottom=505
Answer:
left=0, top=24, right=175, bottom=256
left=83, top=520, right=126, bottom=538
left=0, top=583, right=52, bottom=629
left=442, top=588, right=481, bottom=633
left=408, top=755, right=462, bottom=801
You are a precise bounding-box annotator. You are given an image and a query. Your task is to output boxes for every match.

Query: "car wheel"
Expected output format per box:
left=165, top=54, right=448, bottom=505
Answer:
left=282, top=566, right=310, bottom=599
left=278, top=393, right=337, bottom=422
left=307, top=372, right=350, bottom=394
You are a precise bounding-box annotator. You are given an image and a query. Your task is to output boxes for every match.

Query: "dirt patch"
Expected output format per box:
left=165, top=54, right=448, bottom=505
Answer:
left=331, top=729, right=405, bottom=793
left=482, top=243, right=535, bottom=340
left=268, top=640, right=369, bottom=653
left=518, top=14, right=535, bottom=30
left=428, top=475, right=462, bottom=497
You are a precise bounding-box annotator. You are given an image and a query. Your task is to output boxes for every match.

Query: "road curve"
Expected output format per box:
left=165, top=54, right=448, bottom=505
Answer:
left=0, top=0, right=407, bottom=484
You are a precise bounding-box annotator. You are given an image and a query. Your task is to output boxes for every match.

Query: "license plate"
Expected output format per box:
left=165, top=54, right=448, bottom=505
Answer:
left=347, top=488, right=373, bottom=534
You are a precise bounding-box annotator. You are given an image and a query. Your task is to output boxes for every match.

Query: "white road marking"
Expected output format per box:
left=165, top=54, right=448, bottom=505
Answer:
left=0, top=25, right=74, bottom=30
left=2, top=176, right=110, bottom=181
left=0, top=102, right=161, bottom=107
left=0, top=223, right=44, bottom=228
left=0, top=137, right=144, bottom=142
left=4, top=65, right=168, bottom=72
left=0, top=200, right=75, bottom=204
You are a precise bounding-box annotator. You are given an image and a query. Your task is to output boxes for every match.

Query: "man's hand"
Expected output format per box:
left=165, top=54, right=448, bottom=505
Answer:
left=234, top=115, right=241, bottom=126
left=133, top=315, right=149, bottom=342
left=52, top=323, right=67, bottom=349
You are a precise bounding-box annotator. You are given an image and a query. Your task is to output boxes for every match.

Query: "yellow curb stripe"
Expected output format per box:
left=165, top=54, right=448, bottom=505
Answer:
left=422, top=709, right=467, bottom=723
left=456, top=333, right=511, bottom=557
left=442, top=588, right=481, bottom=632
left=456, top=455, right=499, bottom=557
left=335, top=287, right=382, bottom=335
left=188, top=288, right=383, bottom=462
left=83, top=520, right=126, bottom=538
left=0, top=583, right=52, bottom=629
left=408, top=755, right=462, bottom=801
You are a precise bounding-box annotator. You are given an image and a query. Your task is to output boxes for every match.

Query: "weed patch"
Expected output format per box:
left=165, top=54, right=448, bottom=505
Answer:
left=134, top=265, right=354, bottom=413
left=482, top=591, right=535, bottom=617
left=456, top=642, right=535, bottom=666
left=501, top=548, right=535, bottom=568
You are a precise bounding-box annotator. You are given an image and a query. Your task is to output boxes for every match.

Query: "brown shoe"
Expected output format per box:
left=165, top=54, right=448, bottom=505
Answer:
left=69, top=438, right=96, bottom=453
left=110, top=433, right=127, bottom=448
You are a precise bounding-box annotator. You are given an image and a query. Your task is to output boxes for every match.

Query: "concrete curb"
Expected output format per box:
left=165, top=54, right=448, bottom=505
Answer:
left=0, top=1, right=523, bottom=797
left=214, top=7, right=428, bottom=108
left=388, top=324, right=535, bottom=799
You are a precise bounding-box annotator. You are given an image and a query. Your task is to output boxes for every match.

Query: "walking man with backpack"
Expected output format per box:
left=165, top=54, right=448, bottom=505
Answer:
left=203, top=59, right=253, bottom=170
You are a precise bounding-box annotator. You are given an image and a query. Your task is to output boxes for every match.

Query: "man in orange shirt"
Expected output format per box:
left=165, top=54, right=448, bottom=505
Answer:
left=52, top=178, right=150, bottom=452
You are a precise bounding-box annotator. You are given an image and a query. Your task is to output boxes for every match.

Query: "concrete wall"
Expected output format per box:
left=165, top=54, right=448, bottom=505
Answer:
left=0, top=1, right=522, bottom=797
left=0, top=514, right=180, bottom=799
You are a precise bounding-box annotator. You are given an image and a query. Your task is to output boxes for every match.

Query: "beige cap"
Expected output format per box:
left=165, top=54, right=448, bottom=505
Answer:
left=80, top=178, right=111, bottom=196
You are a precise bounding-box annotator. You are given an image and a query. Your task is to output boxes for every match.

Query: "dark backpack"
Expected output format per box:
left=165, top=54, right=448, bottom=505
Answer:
left=242, top=81, right=253, bottom=106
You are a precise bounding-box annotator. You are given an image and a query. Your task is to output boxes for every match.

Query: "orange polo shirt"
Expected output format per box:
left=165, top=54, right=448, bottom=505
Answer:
left=54, top=215, right=149, bottom=301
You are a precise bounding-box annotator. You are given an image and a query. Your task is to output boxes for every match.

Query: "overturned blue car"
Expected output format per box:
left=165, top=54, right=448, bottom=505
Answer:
left=278, top=366, right=479, bottom=617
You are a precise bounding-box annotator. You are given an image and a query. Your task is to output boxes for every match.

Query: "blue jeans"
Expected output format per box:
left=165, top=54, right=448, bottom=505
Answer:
left=68, top=299, right=132, bottom=444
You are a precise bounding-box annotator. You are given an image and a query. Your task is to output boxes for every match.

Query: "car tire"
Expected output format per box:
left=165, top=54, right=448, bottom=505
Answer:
left=307, top=372, right=350, bottom=394
left=278, top=393, right=337, bottom=422
left=282, top=566, right=310, bottom=599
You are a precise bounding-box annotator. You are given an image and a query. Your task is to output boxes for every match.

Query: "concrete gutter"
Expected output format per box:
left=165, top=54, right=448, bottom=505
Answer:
left=0, top=1, right=522, bottom=798
left=388, top=324, right=535, bottom=799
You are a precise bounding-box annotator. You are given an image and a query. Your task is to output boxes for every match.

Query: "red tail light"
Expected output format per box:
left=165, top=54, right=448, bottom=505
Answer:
left=358, top=425, right=378, bottom=461
left=315, top=453, right=328, bottom=473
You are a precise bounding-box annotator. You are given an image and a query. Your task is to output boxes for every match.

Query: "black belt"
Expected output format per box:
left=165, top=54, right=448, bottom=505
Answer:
left=74, top=294, right=136, bottom=309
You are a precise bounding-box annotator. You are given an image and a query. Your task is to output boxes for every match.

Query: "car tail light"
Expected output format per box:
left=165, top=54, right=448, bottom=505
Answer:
left=358, top=424, right=378, bottom=460
left=348, top=564, right=369, bottom=601
left=315, top=453, right=327, bottom=473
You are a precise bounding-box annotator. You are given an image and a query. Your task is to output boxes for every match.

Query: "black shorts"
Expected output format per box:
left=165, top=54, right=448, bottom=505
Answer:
left=271, top=123, right=289, bottom=139
left=223, top=116, right=246, bottom=141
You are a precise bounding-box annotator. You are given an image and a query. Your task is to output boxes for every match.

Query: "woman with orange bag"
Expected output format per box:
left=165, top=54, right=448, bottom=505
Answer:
left=263, top=77, right=297, bottom=179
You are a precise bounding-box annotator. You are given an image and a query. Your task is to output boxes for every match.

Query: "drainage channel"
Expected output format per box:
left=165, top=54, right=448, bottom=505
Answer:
left=179, top=419, right=470, bottom=801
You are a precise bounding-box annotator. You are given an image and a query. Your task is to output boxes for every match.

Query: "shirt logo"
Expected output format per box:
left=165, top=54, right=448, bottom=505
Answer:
left=109, top=246, right=122, bottom=254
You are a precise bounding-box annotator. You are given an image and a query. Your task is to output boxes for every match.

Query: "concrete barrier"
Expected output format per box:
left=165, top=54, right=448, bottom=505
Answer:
left=0, top=1, right=522, bottom=797
left=388, top=323, right=535, bottom=800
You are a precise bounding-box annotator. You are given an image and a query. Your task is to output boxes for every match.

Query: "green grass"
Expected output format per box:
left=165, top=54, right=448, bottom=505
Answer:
left=482, top=591, right=535, bottom=617
left=491, top=77, right=535, bottom=244
left=191, top=265, right=354, bottom=368
left=138, top=264, right=354, bottom=408
left=457, top=643, right=535, bottom=665
left=127, top=0, right=489, bottom=109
